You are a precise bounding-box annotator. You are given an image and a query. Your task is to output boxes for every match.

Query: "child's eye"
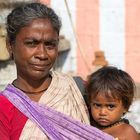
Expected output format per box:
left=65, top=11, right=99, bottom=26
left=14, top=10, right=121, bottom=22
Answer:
left=93, top=103, right=101, bottom=108
left=107, top=104, right=115, bottom=110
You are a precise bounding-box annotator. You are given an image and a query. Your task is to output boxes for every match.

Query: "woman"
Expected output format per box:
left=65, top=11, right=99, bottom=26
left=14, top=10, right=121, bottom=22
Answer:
left=0, top=2, right=113, bottom=140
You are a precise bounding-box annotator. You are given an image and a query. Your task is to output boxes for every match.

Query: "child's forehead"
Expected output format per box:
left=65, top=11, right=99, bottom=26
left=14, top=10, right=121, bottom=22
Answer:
left=91, top=92, right=120, bottom=102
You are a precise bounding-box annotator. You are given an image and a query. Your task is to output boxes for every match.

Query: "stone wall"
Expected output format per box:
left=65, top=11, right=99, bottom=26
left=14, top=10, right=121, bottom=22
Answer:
left=0, top=61, right=16, bottom=90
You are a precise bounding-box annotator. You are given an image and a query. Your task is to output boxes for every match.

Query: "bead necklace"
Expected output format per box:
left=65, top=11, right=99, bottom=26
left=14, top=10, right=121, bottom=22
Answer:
left=91, top=118, right=129, bottom=130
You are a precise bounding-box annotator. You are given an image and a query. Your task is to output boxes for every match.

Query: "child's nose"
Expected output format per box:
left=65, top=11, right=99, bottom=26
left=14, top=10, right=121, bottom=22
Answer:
left=99, top=108, right=107, bottom=116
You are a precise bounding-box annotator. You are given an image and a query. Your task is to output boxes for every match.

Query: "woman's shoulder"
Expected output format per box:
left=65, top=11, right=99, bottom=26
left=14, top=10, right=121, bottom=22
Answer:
left=51, top=71, right=75, bottom=83
left=52, top=71, right=84, bottom=83
left=0, top=93, right=28, bottom=138
left=0, top=93, right=15, bottom=115
left=52, top=71, right=72, bottom=78
left=0, top=92, right=28, bottom=120
left=0, top=93, right=13, bottom=106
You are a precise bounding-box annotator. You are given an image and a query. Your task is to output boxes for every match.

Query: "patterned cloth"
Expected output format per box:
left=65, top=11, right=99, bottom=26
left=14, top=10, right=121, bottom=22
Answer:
left=2, top=71, right=114, bottom=140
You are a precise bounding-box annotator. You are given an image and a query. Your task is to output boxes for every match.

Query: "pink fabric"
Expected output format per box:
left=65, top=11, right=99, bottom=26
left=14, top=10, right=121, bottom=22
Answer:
left=0, top=95, right=27, bottom=140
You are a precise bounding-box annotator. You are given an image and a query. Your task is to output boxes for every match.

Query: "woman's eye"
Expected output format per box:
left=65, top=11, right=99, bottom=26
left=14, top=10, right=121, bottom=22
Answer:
left=44, top=40, right=58, bottom=49
left=24, top=41, right=36, bottom=47
left=47, top=44, right=56, bottom=50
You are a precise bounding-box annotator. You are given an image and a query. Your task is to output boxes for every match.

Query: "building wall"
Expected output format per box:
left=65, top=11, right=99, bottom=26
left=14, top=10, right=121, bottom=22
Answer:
left=125, top=0, right=140, bottom=82
left=99, top=0, right=125, bottom=69
left=26, top=0, right=140, bottom=82
left=39, top=0, right=50, bottom=5
left=76, top=0, right=99, bottom=78
left=50, top=0, right=77, bottom=74
left=76, top=0, right=140, bottom=83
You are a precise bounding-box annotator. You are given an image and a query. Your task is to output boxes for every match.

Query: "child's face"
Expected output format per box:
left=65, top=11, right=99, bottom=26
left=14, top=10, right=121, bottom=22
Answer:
left=90, top=93, right=126, bottom=127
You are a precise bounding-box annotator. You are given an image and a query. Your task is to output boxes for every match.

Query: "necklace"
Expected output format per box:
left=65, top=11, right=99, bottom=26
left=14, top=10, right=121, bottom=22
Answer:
left=100, top=119, right=124, bottom=130
left=12, top=74, right=52, bottom=94
left=12, top=84, right=48, bottom=94
left=91, top=118, right=129, bottom=130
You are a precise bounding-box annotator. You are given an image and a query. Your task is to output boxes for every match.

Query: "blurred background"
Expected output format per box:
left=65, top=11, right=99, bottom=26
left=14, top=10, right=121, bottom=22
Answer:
left=0, top=0, right=140, bottom=133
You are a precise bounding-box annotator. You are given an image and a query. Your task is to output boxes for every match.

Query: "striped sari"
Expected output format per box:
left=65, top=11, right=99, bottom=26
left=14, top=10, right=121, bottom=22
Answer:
left=2, top=71, right=113, bottom=140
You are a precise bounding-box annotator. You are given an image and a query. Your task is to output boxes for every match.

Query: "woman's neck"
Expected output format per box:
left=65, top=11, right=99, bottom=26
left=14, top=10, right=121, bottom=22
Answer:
left=12, top=74, right=52, bottom=94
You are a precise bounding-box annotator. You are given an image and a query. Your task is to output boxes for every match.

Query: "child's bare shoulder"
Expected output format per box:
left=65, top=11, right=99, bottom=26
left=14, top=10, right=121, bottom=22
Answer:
left=121, top=123, right=139, bottom=140
left=103, top=122, right=139, bottom=140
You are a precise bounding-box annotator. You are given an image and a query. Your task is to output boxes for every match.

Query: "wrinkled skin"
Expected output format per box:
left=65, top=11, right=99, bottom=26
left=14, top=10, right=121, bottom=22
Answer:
left=7, top=19, right=59, bottom=99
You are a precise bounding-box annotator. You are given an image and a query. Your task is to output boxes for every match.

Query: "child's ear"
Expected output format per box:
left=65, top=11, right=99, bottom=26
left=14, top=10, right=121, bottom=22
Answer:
left=123, top=112, right=126, bottom=115
left=123, top=109, right=127, bottom=115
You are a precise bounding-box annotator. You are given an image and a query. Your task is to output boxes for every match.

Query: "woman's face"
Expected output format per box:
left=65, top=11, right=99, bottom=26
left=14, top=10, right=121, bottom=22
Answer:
left=11, top=18, right=59, bottom=81
left=90, top=93, right=126, bottom=127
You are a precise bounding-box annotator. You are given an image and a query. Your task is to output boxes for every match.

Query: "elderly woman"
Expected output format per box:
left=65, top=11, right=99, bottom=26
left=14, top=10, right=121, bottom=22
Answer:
left=0, top=2, right=113, bottom=140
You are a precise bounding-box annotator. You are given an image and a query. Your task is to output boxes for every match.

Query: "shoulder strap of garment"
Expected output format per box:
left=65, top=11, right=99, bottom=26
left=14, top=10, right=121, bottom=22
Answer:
left=73, top=76, right=88, bottom=106
left=73, top=76, right=85, bottom=95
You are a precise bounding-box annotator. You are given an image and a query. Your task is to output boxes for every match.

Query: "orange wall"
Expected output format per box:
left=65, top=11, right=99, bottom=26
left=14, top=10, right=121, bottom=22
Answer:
left=39, top=0, right=50, bottom=5
left=76, top=0, right=100, bottom=78
left=125, top=0, right=140, bottom=82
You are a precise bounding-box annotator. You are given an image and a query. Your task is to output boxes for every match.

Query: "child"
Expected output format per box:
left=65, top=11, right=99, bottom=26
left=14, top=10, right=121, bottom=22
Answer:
left=86, top=66, right=140, bottom=140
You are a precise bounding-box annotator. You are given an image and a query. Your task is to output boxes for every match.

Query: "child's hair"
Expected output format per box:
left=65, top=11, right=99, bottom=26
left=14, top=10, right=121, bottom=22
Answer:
left=86, top=66, right=136, bottom=111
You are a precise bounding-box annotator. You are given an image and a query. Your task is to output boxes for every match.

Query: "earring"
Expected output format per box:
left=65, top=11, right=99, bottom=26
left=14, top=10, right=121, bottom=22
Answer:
left=123, top=111, right=127, bottom=116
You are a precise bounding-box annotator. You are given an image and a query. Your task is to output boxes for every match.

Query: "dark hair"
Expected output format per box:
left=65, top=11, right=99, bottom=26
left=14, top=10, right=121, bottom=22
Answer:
left=6, top=2, right=62, bottom=45
left=86, top=66, right=136, bottom=110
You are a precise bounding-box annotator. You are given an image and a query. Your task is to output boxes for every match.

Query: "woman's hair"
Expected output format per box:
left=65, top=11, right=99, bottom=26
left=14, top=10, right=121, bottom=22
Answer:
left=86, top=66, right=136, bottom=110
left=6, top=2, right=62, bottom=45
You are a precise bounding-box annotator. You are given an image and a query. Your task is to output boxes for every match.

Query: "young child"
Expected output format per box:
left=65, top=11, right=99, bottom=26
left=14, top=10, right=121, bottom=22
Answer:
left=86, top=66, right=140, bottom=140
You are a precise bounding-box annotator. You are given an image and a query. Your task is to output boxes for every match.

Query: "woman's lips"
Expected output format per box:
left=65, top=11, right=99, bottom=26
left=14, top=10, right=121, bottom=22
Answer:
left=31, top=64, right=49, bottom=71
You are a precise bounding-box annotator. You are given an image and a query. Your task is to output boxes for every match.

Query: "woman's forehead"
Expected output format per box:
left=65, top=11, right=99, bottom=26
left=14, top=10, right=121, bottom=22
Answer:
left=16, top=19, right=58, bottom=40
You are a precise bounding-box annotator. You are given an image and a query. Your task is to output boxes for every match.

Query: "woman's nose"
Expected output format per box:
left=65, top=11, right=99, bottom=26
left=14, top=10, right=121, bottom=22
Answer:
left=36, top=44, right=48, bottom=59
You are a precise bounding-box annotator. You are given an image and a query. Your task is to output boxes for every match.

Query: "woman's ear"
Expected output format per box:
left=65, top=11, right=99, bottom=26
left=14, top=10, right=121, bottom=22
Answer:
left=6, top=37, right=13, bottom=59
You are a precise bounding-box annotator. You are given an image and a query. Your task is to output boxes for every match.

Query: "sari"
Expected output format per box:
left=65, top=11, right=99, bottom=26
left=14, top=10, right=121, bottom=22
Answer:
left=1, top=71, right=114, bottom=140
